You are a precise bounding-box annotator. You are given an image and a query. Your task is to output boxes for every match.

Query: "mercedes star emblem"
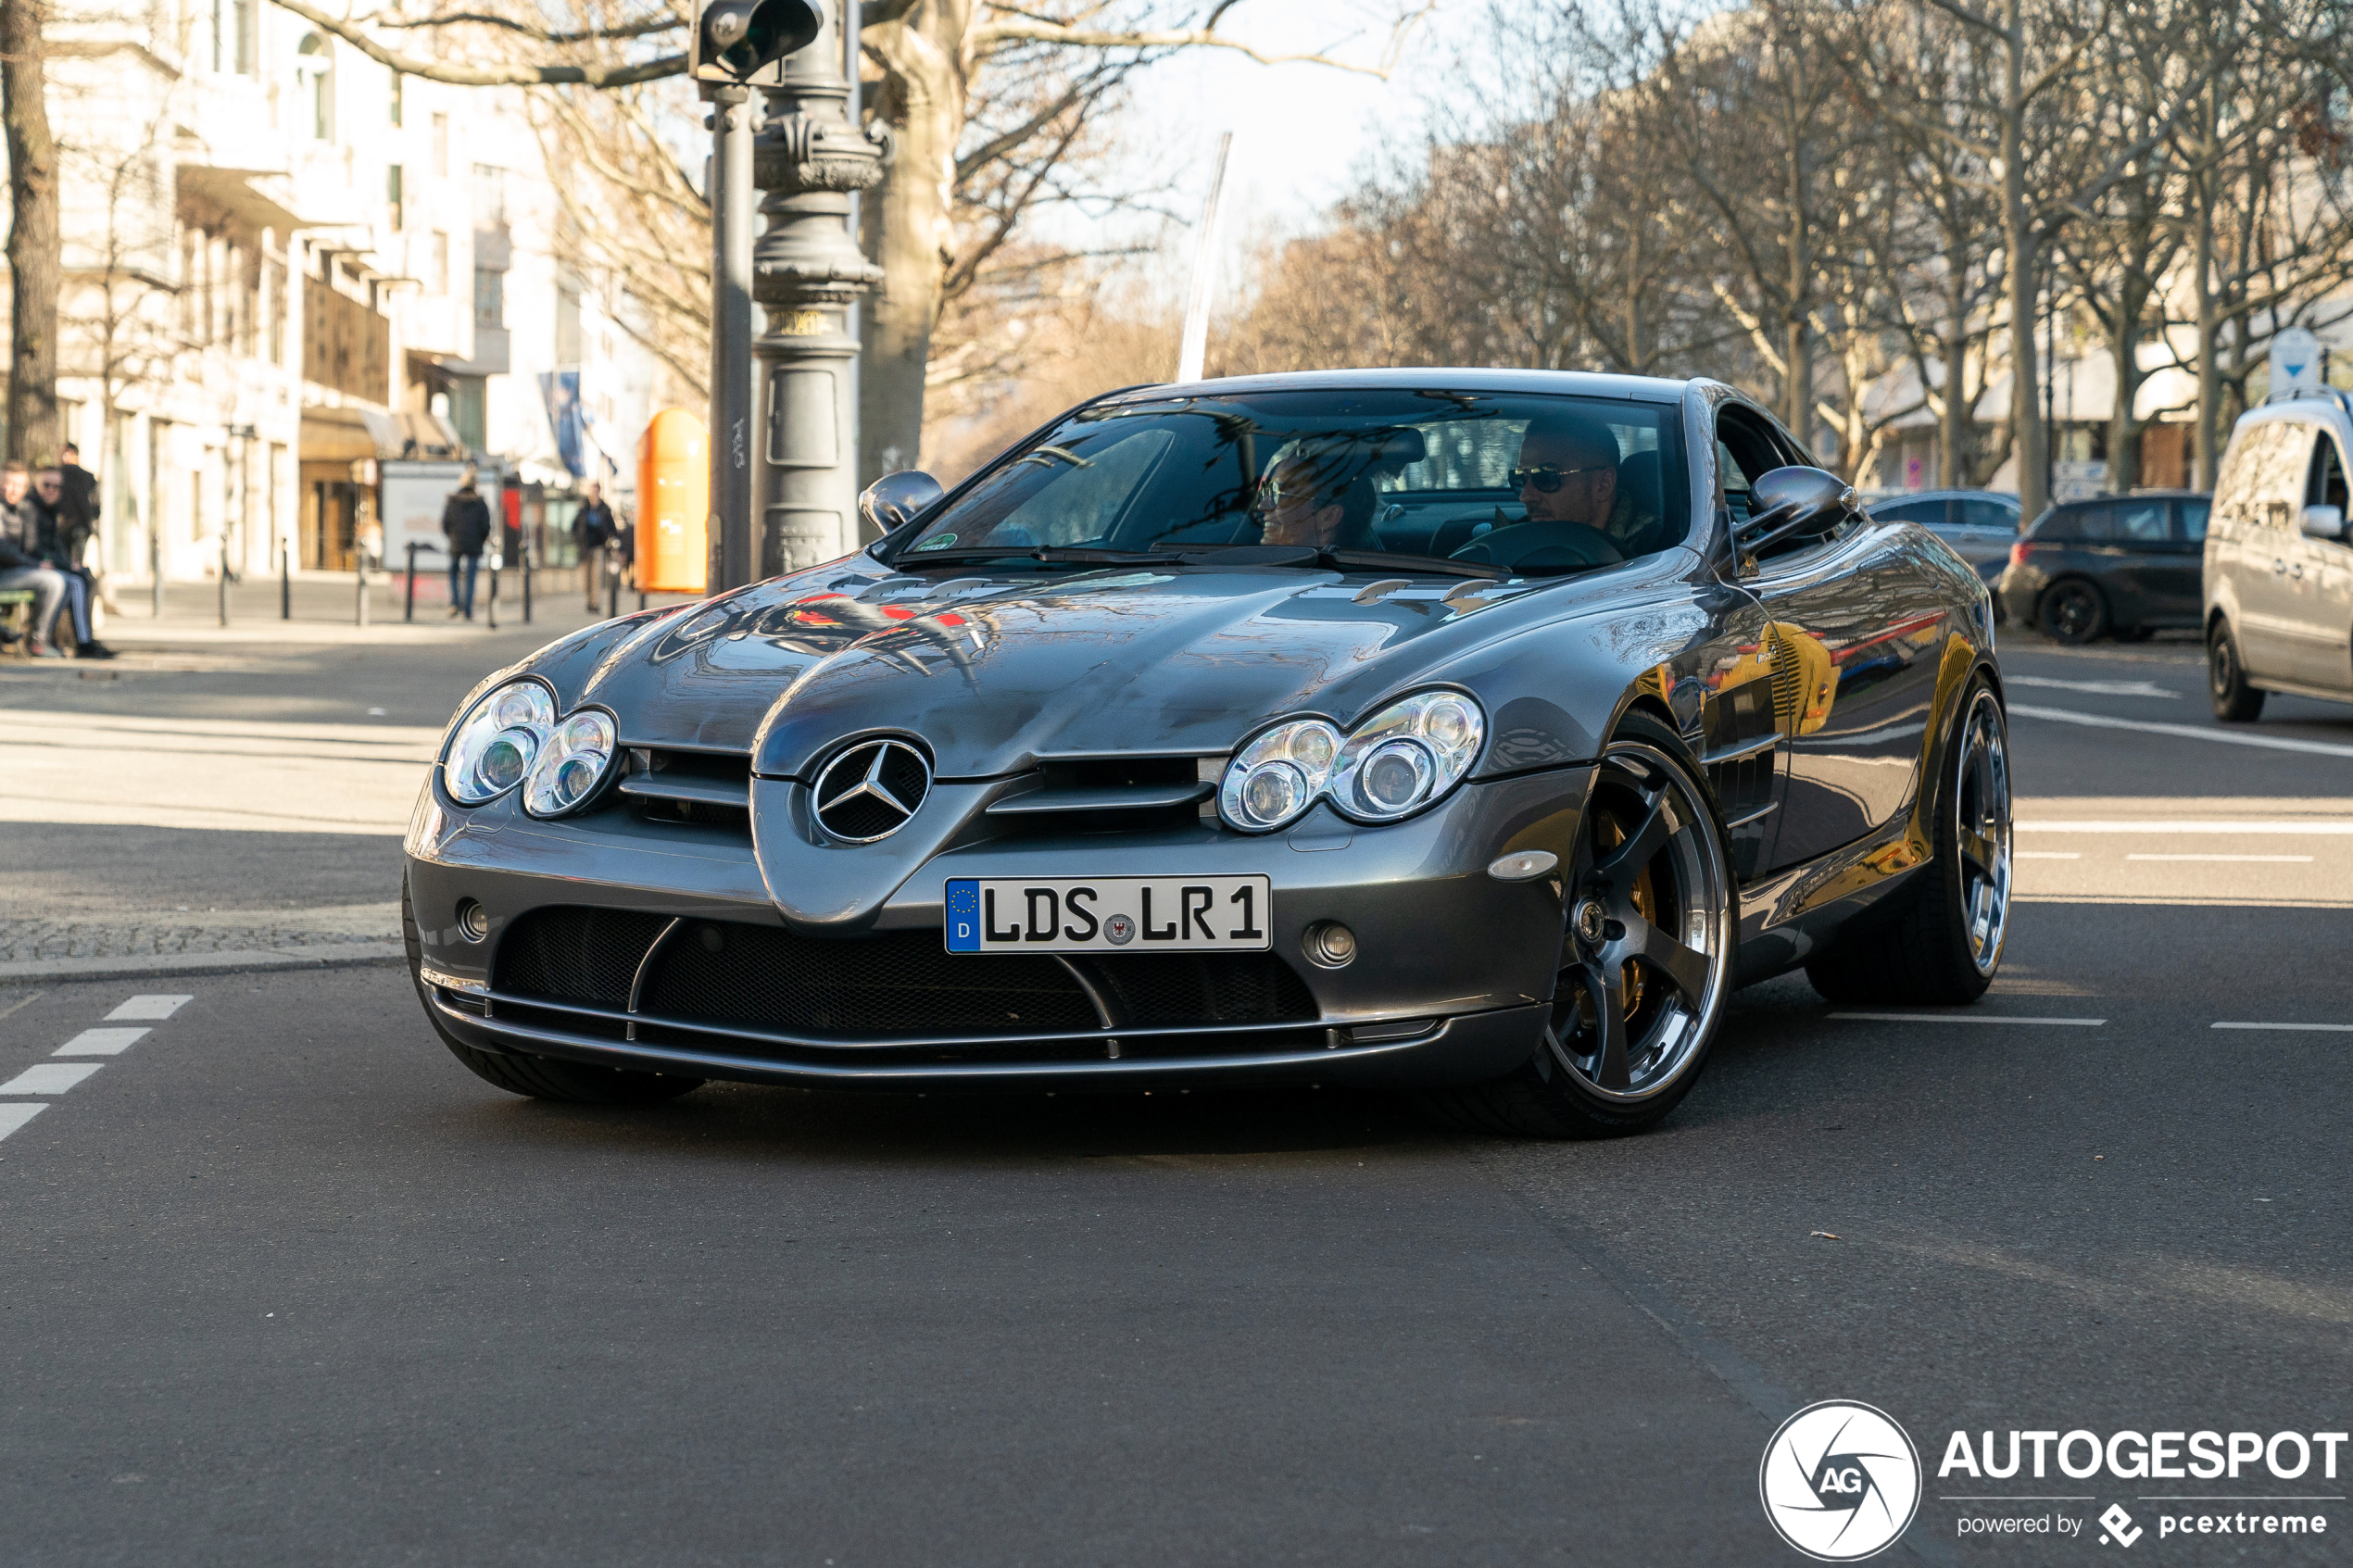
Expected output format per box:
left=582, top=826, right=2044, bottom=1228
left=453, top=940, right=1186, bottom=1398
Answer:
left=812, top=738, right=933, bottom=843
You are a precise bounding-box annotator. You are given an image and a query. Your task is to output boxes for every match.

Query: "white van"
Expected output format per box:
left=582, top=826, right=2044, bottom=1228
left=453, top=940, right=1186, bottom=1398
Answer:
left=2203, top=387, right=2353, bottom=719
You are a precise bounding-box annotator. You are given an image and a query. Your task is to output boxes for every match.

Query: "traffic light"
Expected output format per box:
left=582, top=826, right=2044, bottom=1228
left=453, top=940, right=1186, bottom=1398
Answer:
left=690, top=0, right=824, bottom=85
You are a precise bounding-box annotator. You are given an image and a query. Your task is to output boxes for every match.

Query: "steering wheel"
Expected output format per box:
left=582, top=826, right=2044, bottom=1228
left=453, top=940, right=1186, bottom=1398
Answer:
left=1452, top=521, right=1625, bottom=571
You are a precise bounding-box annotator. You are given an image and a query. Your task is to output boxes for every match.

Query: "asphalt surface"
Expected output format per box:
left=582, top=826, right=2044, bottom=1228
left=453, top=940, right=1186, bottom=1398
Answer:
left=3, top=623, right=2350, bottom=1564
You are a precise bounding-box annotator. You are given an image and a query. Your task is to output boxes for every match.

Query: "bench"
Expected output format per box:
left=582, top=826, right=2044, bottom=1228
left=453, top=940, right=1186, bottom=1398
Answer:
left=0, top=584, right=35, bottom=655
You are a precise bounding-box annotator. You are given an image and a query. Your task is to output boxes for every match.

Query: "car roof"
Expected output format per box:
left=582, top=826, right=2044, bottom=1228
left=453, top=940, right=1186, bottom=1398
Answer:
left=1119, top=368, right=1693, bottom=406
left=2052, top=490, right=2208, bottom=504
left=1876, top=490, right=2019, bottom=505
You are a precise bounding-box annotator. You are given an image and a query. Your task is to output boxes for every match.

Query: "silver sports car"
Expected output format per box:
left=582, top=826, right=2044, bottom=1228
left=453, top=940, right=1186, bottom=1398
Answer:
left=403, top=370, right=2011, bottom=1135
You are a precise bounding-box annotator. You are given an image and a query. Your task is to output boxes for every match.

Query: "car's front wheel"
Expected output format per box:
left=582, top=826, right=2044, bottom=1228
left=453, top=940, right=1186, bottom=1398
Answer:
left=2208, top=618, right=2265, bottom=721
left=402, top=883, right=705, bottom=1105
left=1426, top=713, right=1736, bottom=1138
left=2037, top=580, right=2108, bottom=644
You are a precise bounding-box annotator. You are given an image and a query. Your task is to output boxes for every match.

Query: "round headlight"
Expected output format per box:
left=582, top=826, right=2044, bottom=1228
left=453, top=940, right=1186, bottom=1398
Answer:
left=523, top=709, right=618, bottom=817
left=1218, top=719, right=1343, bottom=832
left=444, top=681, right=556, bottom=804
left=1328, top=690, right=1486, bottom=822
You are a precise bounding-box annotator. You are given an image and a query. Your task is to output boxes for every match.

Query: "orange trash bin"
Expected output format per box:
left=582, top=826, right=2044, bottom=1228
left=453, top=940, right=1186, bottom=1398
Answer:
left=635, top=409, right=709, bottom=594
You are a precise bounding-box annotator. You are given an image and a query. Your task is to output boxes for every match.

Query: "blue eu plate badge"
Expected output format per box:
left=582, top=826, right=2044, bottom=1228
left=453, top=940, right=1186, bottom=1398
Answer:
left=945, top=880, right=983, bottom=951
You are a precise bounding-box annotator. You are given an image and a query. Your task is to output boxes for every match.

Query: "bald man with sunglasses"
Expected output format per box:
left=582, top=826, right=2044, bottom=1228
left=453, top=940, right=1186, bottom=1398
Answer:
left=1512, top=415, right=1622, bottom=533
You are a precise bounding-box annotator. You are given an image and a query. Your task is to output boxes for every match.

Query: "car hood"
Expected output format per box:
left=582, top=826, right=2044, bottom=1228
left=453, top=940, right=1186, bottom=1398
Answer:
left=538, top=557, right=1579, bottom=779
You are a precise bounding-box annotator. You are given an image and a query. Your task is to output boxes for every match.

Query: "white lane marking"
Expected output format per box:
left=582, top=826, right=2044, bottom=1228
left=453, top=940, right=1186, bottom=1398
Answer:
left=0, top=1062, right=102, bottom=1095
left=2020, top=820, right=2353, bottom=834
left=52, top=1027, right=150, bottom=1057
left=0, top=1103, right=47, bottom=1142
left=2126, top=853, right=2315, bottom=862
left=2017, top=850, right=2082, bottom=859
left=107, top=994, right=193, bottom=1021
left=2007, top=675, right=2181, bottom=699
left=2212, top=1021, right=2353, bottom=1033
left=2009, top=704, right=2353, bottom=758
left=1831, top=1013, right=2107, bottom=1025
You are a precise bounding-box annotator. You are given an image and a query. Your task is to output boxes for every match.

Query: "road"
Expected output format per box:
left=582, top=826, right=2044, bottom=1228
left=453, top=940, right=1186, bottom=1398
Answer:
left=2, top=623, right=2348, bottom=1565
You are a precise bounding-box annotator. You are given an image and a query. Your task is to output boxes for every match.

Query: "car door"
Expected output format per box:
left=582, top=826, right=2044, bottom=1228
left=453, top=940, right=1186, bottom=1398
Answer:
left=2105, top=495, right=2176, bottom=627
left=1719, top=407, right=1949, bottom=872
left=2229, top=420, right=2315, bottom=678
left=2280, top=428, right=2353, bottom=689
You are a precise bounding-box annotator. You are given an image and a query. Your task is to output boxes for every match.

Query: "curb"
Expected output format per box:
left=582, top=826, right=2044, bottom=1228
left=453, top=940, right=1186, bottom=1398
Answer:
left=0, top=942, right=409, bottom=985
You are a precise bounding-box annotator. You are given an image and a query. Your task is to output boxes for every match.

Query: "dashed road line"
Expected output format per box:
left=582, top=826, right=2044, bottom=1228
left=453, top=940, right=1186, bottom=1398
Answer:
left=54, top=1027, right=150, bottom=1056
left=2008, top=705, right=2353, bottom=759
left=1, top=995, right=190, bottom=1147
left=2006, top=676, right=2181, bottom=699
left=1830, top=1013, right=2107, bottom=1025
left=2017, top=850, right=2082, bottom=859
left=2212, top=1022, right=2353, bottom=1033
left=2125, top=853, right=2315, bottom=862
left=0, top=1063, right=104, bottom=1095
left=107, top=994, right=193, bottom=1021
left=2019, top=819, right=2353, bottom=834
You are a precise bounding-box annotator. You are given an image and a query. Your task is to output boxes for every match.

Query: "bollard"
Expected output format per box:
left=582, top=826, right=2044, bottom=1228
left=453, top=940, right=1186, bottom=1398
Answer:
left=280, top=541, right=291, bottom=620
left=522, top=552, right=533, bottom=623
left=606, top=546, right=620, bottom=620
left=405, top=543, right=420, bottom=622
left=356, top=558, right=371, bottom=627
left=486, top=563, right=499, bottom=631
left=218, top=539, right=231, bottom=627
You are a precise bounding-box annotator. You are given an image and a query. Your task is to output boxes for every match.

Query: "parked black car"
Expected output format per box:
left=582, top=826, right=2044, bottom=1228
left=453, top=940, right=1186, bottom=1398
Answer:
left=1998, top=490, right=2211, bottom=643
left=1869, top=490, right=2020, bottom=620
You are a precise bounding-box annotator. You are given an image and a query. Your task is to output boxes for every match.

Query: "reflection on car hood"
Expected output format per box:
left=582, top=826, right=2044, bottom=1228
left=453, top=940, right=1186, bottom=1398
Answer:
left=542, top=558, right=1567, bottom=778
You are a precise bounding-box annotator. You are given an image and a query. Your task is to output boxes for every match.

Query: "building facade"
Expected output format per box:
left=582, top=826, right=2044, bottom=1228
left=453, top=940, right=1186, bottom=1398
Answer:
left=36, top=0, right=657, bottom=584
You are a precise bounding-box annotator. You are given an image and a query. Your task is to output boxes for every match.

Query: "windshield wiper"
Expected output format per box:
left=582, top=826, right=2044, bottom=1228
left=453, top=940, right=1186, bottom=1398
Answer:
left=892, top=545, right=1164, bottom=569
left=1320, top=547, right=1504, bottom=581
left=1150, top=542, right=1504, bottom=581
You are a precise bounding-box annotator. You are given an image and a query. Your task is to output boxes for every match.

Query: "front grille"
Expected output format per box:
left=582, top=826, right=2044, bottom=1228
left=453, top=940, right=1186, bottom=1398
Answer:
left=1083, top=951, right=1317, bottom=1027
left=487, top=906, right=1323, bottom=1043
left=640, top=922, right=1099, bottom=1036
left=495, top=907, right=673, bottom=1007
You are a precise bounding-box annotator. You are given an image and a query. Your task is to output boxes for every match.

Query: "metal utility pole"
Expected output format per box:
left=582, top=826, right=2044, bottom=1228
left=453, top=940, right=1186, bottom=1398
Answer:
left=1176, top=132, right=1235, bottom=384
left=691, top=0, right=824, bottom=590
left=749, top=0, right=887, bottom=578
left=705, top=81, right=757, bottom=591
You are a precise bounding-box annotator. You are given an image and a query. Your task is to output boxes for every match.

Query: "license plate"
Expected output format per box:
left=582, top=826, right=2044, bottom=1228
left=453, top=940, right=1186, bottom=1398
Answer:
left=944, top=876, right=1271, bottom=953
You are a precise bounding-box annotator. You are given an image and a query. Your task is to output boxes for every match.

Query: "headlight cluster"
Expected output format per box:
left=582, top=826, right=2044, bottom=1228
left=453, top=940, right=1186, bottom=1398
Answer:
left=443, top=679, right=618, bottom=818
left=1219, top=690, right=1485, bottom=833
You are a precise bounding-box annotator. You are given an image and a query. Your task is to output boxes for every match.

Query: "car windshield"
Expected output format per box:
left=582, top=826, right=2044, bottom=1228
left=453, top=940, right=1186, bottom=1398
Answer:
left=891, top=388, right=1690, bottom=575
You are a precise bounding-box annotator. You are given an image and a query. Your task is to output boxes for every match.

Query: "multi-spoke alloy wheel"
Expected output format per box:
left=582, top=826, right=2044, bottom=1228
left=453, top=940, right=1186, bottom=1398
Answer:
left=2036, top=581, right=2106, bottom=644
left=1806, top=676, right=2012, bottom=1005
left=1426, top=713, right=1736, bottom=1138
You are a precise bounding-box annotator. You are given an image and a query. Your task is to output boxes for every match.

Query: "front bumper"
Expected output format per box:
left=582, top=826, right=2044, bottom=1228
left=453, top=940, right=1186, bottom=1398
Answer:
left=403, top=766, right=1592, bottom=1089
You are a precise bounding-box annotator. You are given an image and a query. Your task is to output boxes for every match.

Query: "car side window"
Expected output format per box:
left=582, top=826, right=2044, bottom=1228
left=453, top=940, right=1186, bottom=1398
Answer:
left=1958, top=499, right=2015, bottom=531
left=2307, top=433, right=2350, bottom=511
left=1715, top=408, right=1790, bottom=532
left=2255, top=423, right=2308, bottom=527
left=2114, top=499, right=2169, bottom=543
left=2066, top=506, right=2113, bottom=540
left=2177, top=499, right=2210, bottom=541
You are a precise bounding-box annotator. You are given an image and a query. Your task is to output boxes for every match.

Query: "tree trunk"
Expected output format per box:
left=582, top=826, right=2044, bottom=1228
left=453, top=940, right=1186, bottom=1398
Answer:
left=1941, top=236, right=1969, bottom=488
left=2000, top=15, right=2045, bottom=520
left=2191, top=163, right=2221, bottom=491
left=3, top=0, right=61, bottom=466
left=859, top=15, right=963, bottom=484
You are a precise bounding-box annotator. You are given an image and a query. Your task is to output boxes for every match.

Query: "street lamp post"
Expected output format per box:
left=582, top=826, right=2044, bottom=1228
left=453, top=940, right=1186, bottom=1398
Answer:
left=705, top=81, right=758, bottom=593
left=747, top=0, right=887, bottom=582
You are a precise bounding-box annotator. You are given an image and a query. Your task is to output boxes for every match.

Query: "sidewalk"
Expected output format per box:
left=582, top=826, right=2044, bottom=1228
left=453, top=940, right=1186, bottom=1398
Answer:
left=86, top=572, right=701, bottom=648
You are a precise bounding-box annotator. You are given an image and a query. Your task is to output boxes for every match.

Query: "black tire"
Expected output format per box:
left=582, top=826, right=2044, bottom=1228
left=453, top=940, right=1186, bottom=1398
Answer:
left=401, top=882, right=704, bottom=1104
left=2036, top=580, right=2107, bottom=644
left=2208, top=618, right=2266, bottom=721
left=1424, top=712, right=1737, bottom=1138
left=1806, top=680, right=2012, bottom=1006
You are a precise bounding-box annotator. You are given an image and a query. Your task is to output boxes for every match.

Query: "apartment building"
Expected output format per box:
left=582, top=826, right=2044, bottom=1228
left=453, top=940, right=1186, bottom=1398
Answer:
left=38, top=0, right=655, bottom=582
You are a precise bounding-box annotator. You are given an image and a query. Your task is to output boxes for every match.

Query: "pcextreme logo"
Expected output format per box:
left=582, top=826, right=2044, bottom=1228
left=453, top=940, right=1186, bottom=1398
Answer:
left=1760, top=1400, right=1924, bottom=1561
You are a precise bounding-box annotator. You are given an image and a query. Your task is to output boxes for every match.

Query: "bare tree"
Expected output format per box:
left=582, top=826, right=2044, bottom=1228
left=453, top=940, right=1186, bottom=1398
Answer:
left=4, top=0, right=62, bottom=463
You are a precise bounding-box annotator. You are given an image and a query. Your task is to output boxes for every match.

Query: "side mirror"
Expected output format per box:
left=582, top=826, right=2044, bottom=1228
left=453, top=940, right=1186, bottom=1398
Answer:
left=1740, top=466, right=1856, bottom=558
left=858, top=470, right=944, bottom=536
left=2299, top=503, right=2346, bottom=541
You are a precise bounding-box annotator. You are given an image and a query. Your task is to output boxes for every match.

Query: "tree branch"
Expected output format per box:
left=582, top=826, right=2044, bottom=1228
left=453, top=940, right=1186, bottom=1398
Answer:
left=361, top=7, right=685, bottom=44
left=268, top=0, right=686, bottom=85
left=971, top=19, right=1396, bottom=78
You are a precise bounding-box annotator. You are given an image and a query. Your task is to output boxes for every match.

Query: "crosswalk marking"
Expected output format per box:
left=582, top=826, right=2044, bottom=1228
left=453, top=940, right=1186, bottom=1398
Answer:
left=0, top=1103, right=47, bottom=1142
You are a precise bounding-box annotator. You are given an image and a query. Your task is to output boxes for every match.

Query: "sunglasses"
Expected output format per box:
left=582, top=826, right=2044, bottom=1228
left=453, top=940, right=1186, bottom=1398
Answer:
left=1510, top=463, right=1612, bottom=494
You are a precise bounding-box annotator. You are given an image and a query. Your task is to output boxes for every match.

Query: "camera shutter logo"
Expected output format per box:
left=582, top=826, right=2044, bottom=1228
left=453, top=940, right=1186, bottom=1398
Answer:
left=1758, top=1400, right=1922, bottom=1561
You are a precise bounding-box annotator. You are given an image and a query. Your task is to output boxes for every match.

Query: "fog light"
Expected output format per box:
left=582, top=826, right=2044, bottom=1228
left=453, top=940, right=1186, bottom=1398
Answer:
left=455, top=899, right=490, bottom=942
left=1304, top=921, right=1356, bottom=968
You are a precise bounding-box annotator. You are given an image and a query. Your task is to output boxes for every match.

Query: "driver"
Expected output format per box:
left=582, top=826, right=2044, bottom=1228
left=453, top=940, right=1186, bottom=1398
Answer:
left=1513, top=412, right=1622, bottom=535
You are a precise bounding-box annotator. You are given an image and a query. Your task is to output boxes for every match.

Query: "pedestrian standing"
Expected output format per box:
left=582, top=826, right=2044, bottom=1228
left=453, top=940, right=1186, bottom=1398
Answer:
left=572, top=482, right=616, bottom=612
left=441, top=466, right=492, bottom=621
left=56, top=442, right=98, bottom=565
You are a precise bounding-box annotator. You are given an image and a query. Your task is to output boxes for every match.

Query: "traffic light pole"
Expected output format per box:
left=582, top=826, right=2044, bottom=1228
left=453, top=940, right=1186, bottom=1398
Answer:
left=704, top=81, right=758, bottom=591
left=750, top=0, right=887, bottom=576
